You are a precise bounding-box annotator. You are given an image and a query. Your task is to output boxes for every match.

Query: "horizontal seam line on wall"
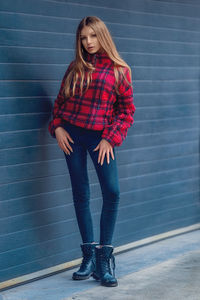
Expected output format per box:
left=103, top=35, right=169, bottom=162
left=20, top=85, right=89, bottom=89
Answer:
left=0, top=137, right=198, bottom=154
left=118, top=152, right=199, bottom=166
left=120, top=189, right=200, bottom=207
left=2, top=130, right=200, bottom=145
left=0, top=138, right=198, bottom=152
left=0, top=205, right=198, bottom=259
left=115, top=217, right=200, bottom=242
left=118, top=151, right=198, bottom=166
left=0, top=230, right=81, bottom=256
left=41, top=0, right=200, bottom=21
left=0, top=91, right=199, bottom=100
left=119, top=139, right=199, bottom=151
left=1, top=27, right=200, bottom=45
left=1, top=192, right=101, bottom=207
left=0, top=200, right=199, bottom=241
left=119, top=197, right=199, bottom=213
left=0, top=159, right=198, bottom=185
left=0, top=45, right=74, bottom=51
left=0, top=113, right=197, bottom=118
left=0, top=152, right=198, bottom=175
left=2, top=10, right=200, bottom=35
left=0, top=64, right=200, bottom=69
left=135, top=115, right=199, bottom=122
left=128, top=127, right=199, bottom=135
left=1, top=176, right=199, bottom=207
left=127, top=131, right=199, bottom=139
left=120, top=151, right=199, bottom=162
left=1, top=182, right=199, bottom=207
left=0, top=79, right=199, bottom=84
left=117, top=203, right=199, bottom=226
left=133, top=91, right=200, bottom=95
left=131, top=103, right=199, bottom=109
left=122, top=179, right=200, bottom=193
left=0, top=103, right=199, bottom=116
left=1, top=204, right=198, bottom=253
left=1, top=189, right=199, bottom=220
left=149, top=0, right=200, bottom=9
left=134, top=115, right=199, bottom=122
left=1, top=45, right=200, bottom=56
left=0, top=162, right=198, bottom=187
left=120, top=164, right=199, bottom=180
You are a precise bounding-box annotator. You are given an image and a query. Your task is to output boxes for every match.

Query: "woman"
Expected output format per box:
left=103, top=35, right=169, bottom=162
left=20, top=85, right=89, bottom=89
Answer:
left=48, top=16, right=136, bottom=287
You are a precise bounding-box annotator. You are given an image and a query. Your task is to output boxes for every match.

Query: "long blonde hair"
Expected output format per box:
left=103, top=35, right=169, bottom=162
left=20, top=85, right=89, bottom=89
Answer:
left=64, top=16, right=132, bottom=98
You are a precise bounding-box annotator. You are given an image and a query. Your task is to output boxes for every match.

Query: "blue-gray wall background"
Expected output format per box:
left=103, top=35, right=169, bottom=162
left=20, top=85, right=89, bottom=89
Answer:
left=0, top=0, right=200, bottom=284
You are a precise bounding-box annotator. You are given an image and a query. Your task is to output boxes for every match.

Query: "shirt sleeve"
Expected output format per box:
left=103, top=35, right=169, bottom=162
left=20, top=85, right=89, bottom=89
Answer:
left=48, top=61, right=74, bottom=138
left=101, top=66, right=136, bottom=147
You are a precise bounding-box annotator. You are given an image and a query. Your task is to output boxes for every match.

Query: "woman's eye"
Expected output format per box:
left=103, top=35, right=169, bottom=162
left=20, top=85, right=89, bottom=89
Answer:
left=80, top=34, right=96, bottom=40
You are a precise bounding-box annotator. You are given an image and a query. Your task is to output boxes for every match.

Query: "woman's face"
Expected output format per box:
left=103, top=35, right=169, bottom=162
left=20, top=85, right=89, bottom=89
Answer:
left=80, top=25, right=101, bottom=54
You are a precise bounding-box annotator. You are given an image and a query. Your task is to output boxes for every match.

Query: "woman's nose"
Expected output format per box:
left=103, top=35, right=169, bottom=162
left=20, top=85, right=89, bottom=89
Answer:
left=87, top=37, right=91, bottom=44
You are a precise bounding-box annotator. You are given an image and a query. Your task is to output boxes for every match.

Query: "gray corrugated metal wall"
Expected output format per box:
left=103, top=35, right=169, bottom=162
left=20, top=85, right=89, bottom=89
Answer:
left=0, top=0, right=200, bottom=284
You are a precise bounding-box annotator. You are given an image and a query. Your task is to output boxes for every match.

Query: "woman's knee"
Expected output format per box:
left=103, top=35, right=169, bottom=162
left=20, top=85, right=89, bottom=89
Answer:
left=102, top=184, right=120, bottom=202
left=71, top=180, right=90, bottom=202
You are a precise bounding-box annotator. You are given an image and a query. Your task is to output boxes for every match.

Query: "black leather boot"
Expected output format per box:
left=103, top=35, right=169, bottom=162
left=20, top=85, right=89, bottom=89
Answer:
left=92, top=245, right=118, bottom=287
left=72, top=243, right=97, bottom=280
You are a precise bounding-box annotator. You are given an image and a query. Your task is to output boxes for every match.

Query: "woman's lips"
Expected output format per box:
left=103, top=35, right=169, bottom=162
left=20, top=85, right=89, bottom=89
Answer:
left=88, top=47, right=94, bottom=50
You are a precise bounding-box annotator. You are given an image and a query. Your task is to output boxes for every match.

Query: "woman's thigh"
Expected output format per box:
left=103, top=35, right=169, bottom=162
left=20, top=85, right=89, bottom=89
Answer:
left=86, top=135, right=120, bottom=197
left=62, top=122, right=119, bottom=197
left=62, top=122, right=90, bottom=198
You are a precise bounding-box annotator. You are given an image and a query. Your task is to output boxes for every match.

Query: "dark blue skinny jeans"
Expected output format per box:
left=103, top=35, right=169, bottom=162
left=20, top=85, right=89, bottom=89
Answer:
left=62, top=121, right=120, bottom=245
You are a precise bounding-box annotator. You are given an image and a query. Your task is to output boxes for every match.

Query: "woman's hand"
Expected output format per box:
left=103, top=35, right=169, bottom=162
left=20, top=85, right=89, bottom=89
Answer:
left=93, top=139, right=114, bottom=165
left=55, top=127, right=74, bottom=155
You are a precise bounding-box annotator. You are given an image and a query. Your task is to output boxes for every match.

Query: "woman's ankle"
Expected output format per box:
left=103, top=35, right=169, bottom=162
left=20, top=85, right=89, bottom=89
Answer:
left=97, top=244, right=113, bottom=248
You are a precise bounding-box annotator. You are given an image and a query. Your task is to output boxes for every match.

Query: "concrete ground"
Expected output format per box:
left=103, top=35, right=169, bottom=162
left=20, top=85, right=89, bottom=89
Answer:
left=1, top=230, right=200, bottom=300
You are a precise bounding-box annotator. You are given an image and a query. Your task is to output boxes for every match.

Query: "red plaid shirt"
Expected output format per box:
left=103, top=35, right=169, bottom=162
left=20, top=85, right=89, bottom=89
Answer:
left=48, top=51, right=136, bottom=147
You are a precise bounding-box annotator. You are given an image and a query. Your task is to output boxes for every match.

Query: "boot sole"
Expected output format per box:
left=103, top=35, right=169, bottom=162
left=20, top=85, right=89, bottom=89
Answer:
left=72, top=274, right=92, bottom=280
left=92, top=273, right=118, bottom=286
left=101, top=281, right=118, bottom=287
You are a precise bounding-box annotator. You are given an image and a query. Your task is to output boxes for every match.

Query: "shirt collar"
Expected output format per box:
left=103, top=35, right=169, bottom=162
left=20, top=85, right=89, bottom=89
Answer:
left=83, top=50, right=112, bottom=66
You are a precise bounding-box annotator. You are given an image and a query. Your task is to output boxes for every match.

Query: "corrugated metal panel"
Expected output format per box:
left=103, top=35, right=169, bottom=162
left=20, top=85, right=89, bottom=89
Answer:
left=0, top=0, right=200, bottom=284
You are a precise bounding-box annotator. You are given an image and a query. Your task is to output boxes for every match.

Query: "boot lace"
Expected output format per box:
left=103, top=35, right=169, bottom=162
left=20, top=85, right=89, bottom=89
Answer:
left=101, top=253, right=116, bottom=277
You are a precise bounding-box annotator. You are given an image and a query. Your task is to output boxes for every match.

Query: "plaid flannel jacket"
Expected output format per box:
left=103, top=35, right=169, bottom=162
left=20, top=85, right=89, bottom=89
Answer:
left=48, top=51, right=136, bottom=147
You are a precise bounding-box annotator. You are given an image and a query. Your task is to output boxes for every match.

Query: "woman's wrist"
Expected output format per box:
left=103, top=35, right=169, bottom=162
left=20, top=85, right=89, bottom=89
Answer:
left=55, top=126, right=63, bottom=133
